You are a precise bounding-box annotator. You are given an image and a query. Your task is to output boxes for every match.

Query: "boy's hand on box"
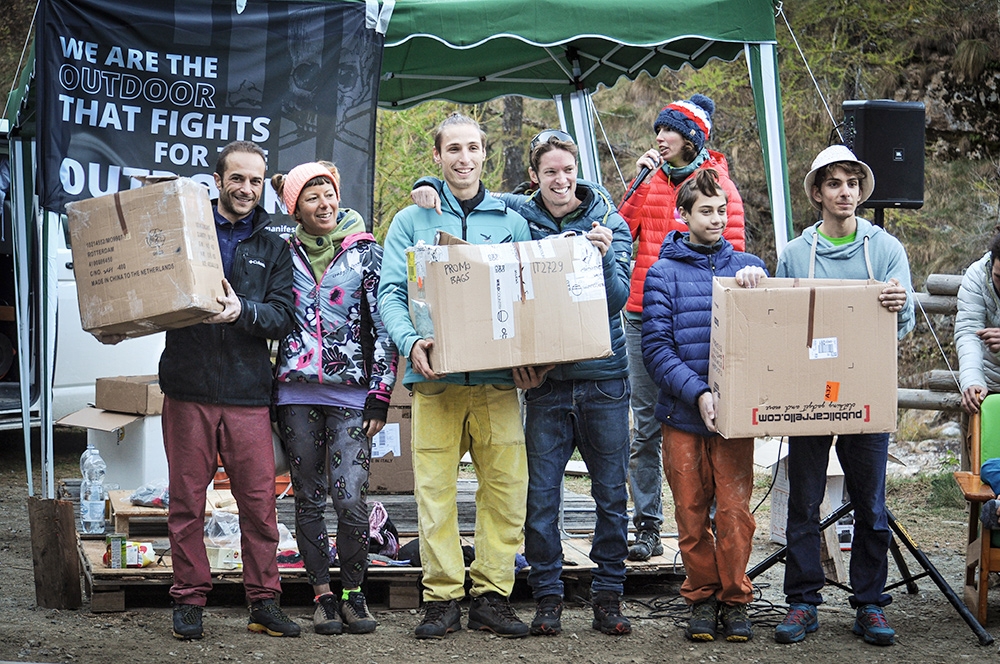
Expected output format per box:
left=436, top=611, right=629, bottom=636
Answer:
left=734, top=266, right=766, bottom=289
left=513, top=365, right=554, bottom=390
left=412, top=185, right=442, bottom=214
left=585, top=222, right=612, bottom=256
left=94, top=332, right=126, bottom=345
left=410, top=339, right=443, bottom=380
left=877, top=278, right=907, bottom=313
left=205, top=278, right=242, bottom=324
left=698, top=391, right=718, bottom=433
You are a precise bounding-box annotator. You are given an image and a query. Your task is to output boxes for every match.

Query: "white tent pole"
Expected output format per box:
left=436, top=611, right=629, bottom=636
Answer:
left=10, top=136, right=34, bottom=496
left=41, top=209, right=58, bottom=498
left=554, top=90, right=601, bottom=184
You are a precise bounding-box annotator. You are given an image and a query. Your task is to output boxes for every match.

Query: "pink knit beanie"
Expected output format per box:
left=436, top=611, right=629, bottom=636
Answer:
left=281, top=162, right=339, bottom=216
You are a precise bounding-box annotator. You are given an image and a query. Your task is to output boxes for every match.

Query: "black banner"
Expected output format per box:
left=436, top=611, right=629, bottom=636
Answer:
left=37, top=0, right=382, bottom=228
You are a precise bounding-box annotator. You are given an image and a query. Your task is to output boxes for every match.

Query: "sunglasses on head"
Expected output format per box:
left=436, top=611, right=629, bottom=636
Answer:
left=529, top=129, right=575, bottom=152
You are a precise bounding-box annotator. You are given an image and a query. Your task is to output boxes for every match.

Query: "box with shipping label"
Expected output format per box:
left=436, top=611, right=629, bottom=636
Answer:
left=369, top=405, right=413, bottom=494
left=57, top=407, right=167, bottom=490
left=65, top=177, right=225, bottom=339
left=709, top=278, right=898, bottom=439
left=406, top=232, right=612, bottom=374
left=95, top=375, right=164, bottom=416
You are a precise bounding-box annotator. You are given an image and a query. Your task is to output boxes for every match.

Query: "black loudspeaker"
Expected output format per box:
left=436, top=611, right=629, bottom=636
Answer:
left=842, top=100, right=925, bottom=209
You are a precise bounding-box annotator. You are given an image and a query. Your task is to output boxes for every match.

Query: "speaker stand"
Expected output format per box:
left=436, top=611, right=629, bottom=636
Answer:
left=872, top=207, right=885, bottom=227
left=747, top=500, right=994, bottom=646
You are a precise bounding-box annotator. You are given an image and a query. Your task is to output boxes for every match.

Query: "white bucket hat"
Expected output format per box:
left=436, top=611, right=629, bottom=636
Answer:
left=803, top=144, right=875, bottom=209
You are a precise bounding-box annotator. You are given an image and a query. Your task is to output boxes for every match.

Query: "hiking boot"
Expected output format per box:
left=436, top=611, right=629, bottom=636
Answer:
left=530, top=594, right=564, bottom=636
left=685, top=597, right=718, bottom=641
left=468, top=592, right=529, bottom=638
left=719, top=602, right=753, bottom=642
left=415, top=599, right=462, bottom=639
left=627, top=529, right=664, bottom=561
left=313, top=592, right=343, bottom=635
left=591, top=590, right=632, bottom=635
left=852, top=604, right=895, bottom=646
left=341, top=590, right=377, bottom=634
left=774, top=603, right=818, bottom=644
left=247, top=598, right=301, bottom=637
left=172, top=603, right=203, bottom=640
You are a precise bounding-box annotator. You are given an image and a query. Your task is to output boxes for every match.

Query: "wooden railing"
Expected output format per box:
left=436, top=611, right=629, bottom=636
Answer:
left=898, top=274, right=963, bottom=412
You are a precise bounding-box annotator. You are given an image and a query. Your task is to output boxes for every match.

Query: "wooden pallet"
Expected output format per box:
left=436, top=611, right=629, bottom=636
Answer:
left=107, top=489, right=237, bottom=536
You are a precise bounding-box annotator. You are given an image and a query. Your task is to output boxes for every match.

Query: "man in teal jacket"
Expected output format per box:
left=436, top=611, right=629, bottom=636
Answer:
left=378, top=113, right=537, bottom=640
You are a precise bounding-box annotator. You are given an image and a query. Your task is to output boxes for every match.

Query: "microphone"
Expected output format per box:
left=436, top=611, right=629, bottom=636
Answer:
left=622, top=166, right=651, bottom=202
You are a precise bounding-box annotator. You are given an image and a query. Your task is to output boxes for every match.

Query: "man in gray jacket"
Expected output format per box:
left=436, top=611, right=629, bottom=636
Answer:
left=956, top=232, right=1000, bottom=415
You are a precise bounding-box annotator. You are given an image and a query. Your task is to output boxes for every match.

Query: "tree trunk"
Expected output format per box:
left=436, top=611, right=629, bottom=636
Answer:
left=502, top=96, right=526, bottom=191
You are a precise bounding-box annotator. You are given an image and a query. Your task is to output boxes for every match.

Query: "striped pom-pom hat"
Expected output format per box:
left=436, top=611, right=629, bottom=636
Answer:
left=653, top=94, right=715, bottom=153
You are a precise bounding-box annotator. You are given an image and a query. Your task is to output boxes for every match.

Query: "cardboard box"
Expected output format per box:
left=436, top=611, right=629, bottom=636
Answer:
left=95, top=375, right=164, bottom=415
left=709, top=278, right=898, bottom=439
left=755, top=439, right=853, bottom=550
left=57, top=408, right=167, bottom=490
left=66, top=177, right=225, bottom=339
left=369, top=405, right=413, bottom=494
left=406, top=232, right=612, bottom=374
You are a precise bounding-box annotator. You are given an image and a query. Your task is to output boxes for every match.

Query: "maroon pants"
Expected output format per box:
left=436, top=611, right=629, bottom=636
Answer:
left=162, top=396, right=281, bottom=605
left=662, top=424, right=755, bottom=605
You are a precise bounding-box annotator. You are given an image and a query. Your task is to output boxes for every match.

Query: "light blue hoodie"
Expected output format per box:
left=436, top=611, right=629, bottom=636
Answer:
left=776, top=217, right=915, bottom=339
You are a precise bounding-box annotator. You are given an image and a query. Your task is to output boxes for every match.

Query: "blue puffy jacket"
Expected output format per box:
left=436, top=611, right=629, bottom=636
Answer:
left=641, top=231, right=767, bottom=435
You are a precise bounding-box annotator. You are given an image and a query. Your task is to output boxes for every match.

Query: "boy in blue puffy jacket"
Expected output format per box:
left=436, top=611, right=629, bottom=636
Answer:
left=641, top=168, right=767, bottom=643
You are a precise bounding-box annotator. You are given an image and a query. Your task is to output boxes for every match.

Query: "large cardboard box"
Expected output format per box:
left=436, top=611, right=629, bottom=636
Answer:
left=95, top=375, right=164, bottom=416
left=709, top=278, right=898, bottom=439
left=369, top=405, right=413, bottom=494
left=57, top=408, right=167, bottom=490
left=406, top=232, right=612, bottom=374
left=65, top=177, right=224, bottom=339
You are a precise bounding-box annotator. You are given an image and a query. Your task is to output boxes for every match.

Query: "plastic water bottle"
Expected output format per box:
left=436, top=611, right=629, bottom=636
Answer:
left=80, top=444, right=107, bottom=534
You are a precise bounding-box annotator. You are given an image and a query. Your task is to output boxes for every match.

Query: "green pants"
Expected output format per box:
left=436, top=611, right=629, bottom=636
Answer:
left=412, top=382, right=527, bottom=602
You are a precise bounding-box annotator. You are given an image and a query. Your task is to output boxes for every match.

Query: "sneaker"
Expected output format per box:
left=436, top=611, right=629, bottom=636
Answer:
left=591, top=590, right=632, bottom=635
left=530, top=595, right=563, bottom=636
left=627, top=529, right=664, bottom=561
left=852, top=604, right=895, bottom=646
left=468, top=592, right=529, bottom=638
left=774, top=603, right=818, bottom=644
left=247, top=598, right=301, bottom=637
left=313, top=592, right=343, bottom=635
left=719, top=603, right=753, bottom=642
left=341, top=590, right=377, bottom=634
left=172, top=603, right=203, bottom=640
left=415, top=599, right=462, bottom=639
left=685, top=597, right=718, bottom=641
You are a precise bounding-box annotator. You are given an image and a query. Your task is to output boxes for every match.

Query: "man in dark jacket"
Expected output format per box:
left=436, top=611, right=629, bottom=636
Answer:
left=159, top=141, right=297, bottom=640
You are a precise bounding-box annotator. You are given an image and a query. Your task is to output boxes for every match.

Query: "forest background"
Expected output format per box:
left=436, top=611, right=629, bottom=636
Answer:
left=2, top=0, right=999, bottom=379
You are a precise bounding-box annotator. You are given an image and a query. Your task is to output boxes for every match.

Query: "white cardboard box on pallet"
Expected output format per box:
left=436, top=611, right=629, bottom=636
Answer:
left=57, top=407, right=167, bottom=490
left=755, top=438, right=854, bottom=550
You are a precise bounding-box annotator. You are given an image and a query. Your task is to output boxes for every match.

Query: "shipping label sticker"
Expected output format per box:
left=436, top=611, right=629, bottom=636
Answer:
left=566, top=268, right=605, bottom=302
left=808, top=337, right=838, bottom=360
left=490, top=261, right=517, bottom=340
left=406, top=250, right=417, bottom=282
left=371, top=423, right=402, bottom=459
left=825, top=381, right=841, bottom=403
left=480, top=243, right=518, bottom=265
left=528, top=238, right=557, bottom=260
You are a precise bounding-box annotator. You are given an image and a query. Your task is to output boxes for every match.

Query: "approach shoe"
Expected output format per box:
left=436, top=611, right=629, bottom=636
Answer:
left=591, top=590, right=632, bottom=635
left=247, top=598, right=301, bottom=637
left=341, top=590, right=377, bottom=634
left=468, top=592, right=529, bottom=638
left=627, top=529, right=664, bottom=561
left=685, top=597, right=718, bottom=641
left=774, top=603, right=818, bottom=644
left=719, top=602, right=753, bottom=642
left=529, top=594, right=564, bottom=636
left=414, top=599, right=462, bottom=639
left=313, top=592, right=343, bottom=635
left=852, top=604, right=895, bottom=646
left=171, top=603, right=203, bottom=640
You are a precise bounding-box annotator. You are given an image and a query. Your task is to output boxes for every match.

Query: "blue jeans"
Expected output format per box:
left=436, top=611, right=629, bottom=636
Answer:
left=523, top=377, right=631, bottom=598
left=783, top=433, right=892, bottom=608
left=625, top=317, right=663, bottom=532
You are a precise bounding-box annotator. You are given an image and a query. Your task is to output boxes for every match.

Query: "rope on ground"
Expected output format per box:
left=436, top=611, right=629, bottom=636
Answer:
left=622, top=584, right=790, bottom=629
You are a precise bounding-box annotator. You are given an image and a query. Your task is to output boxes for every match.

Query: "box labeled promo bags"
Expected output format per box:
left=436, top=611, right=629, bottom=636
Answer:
left=709, top=277, right=898, bottom=438
left=406, top=232, right=611, bottom=374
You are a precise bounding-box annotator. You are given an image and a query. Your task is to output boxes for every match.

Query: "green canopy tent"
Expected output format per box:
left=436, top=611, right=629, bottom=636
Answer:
left=378, top=0, right=792, bottom=248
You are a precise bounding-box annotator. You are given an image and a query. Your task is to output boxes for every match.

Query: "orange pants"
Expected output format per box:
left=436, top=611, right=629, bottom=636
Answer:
left=662, top=424, right=755, bottom=605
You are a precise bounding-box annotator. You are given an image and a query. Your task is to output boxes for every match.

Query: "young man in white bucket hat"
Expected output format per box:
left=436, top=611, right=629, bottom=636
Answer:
left=772, top=145, right=914, bottom=647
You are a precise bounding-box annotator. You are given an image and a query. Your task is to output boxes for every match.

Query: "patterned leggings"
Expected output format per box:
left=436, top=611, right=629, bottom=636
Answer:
left=276, top=404, right=371, bottom=589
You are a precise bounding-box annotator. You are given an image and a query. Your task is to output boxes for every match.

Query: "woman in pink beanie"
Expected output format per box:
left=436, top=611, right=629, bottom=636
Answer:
left=270, top=161, right=398, bottom=636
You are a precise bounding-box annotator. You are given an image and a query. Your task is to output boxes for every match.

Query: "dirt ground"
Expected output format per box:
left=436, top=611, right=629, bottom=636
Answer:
left=0, top=424, right=996, bottom=664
